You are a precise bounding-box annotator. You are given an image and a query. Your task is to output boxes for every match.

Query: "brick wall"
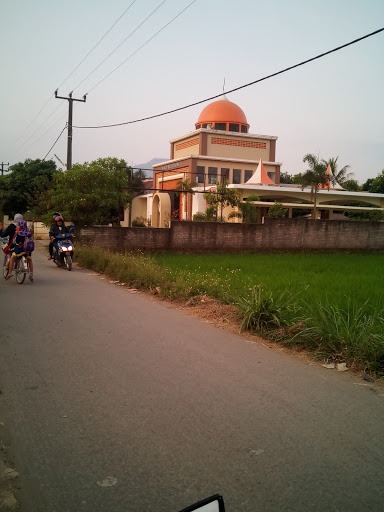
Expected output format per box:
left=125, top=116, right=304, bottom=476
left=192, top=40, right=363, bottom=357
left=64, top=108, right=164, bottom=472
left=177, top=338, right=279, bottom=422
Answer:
left=78, top=219, right=384, bottom=253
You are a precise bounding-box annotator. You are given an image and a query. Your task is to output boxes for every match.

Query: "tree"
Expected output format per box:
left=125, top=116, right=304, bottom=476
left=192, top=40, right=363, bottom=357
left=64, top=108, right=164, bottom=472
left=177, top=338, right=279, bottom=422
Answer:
left=279, top=172, right=294, bottom=184
left=0, top=158, right=58, bottom=216
left=321, top=156, right=352, bottom=187
left=292, top=173, right=304, bottom=184
left=368, top=170, right=384, bottom=194
left=267, top=202, right=288, bottom=218
left=203, top=180, right=240, bottom=222
left=343, top=179, right=360, bottom=191
left=38, top=157, right=137, bottom=226
left=233, top=195, right=260, bottom=223
left=299, top=154, right=328, bottom=220
left=362, top=178, right=374, bottom=191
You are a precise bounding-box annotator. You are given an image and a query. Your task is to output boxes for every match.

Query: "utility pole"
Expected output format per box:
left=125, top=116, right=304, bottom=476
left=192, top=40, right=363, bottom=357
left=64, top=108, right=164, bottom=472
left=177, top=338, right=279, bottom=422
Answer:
left=55, top=90, right=86, bottom=170
left=0, top=162, right=9, bottom=176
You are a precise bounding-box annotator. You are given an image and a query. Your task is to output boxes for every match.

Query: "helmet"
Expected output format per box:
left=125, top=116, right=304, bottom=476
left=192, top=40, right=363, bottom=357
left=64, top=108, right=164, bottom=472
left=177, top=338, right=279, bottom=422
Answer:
left=55, top=216, right=64, bottom=223
left=52, top=212, right=62, bottom=221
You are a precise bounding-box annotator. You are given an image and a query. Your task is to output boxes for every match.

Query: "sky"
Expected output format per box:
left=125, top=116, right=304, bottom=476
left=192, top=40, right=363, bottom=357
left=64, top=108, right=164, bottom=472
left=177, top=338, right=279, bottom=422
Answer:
left=1, top=0, right=383, bottom=183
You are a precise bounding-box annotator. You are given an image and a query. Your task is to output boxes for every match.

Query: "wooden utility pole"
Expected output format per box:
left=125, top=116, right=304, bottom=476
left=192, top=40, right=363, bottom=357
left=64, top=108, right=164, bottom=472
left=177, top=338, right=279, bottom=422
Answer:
left=0, top=162, right=9, bottom=175
left=55, top=90, right=86, bottom=170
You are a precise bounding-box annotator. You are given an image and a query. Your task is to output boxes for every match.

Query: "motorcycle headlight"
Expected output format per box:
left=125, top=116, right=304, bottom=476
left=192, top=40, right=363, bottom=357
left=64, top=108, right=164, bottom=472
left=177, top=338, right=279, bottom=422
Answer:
left=67, top=246, right=73, bottom=251
left=61, top=246, right=68, bottom=251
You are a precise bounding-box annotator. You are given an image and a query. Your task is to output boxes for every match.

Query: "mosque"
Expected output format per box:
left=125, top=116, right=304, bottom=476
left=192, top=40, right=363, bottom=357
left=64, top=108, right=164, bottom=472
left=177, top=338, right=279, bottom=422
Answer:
left=129, top=95, right=384, bottom=227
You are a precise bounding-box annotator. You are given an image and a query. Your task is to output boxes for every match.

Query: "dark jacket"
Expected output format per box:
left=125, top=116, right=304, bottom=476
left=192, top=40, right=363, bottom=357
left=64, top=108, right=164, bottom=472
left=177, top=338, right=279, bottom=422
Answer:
left=0, top=223, right=16, bottom=240
left=50, top=224, right=70, bottom=238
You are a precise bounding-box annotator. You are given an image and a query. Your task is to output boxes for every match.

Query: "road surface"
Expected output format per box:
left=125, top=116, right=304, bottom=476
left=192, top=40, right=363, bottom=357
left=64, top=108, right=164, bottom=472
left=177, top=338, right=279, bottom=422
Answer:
left=0, top=244, right=383, bottom=512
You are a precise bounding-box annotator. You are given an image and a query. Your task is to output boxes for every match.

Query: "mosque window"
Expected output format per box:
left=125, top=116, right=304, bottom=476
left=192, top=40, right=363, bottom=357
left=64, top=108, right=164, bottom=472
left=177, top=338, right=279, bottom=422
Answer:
left=267, top=172, right=275, bottom=182
left=202, top=124, right=208, bottom=128
left=214, top=123, right=226, bottom=131
left=221, top=168, right=230, bottom=182
left=229, top=123, right=239, bottom=132
left=244, top=170, right=253, bottom=182
left=241, top=125, right=248, bottom=133
left=208, top=167, right=218, bottom=184
left=196, top=124, right=201, bottom=129
left=233, top=169, right=241, bottom=184
left=196, top=166, right=205, bottom=184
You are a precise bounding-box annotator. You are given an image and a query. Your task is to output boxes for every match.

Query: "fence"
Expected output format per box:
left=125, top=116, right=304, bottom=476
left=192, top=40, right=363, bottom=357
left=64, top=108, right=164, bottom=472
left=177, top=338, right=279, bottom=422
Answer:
left=77, top=218, right=384, bottom=252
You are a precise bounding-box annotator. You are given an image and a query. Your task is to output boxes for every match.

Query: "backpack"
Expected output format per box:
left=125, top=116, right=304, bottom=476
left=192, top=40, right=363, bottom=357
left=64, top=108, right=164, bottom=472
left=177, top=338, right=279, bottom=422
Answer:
left=23, top=237, right=35, bottom=253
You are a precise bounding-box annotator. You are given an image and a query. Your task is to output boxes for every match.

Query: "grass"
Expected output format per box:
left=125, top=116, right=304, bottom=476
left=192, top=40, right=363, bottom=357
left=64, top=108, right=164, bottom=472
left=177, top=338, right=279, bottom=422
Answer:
left=153, top=253, right=384, bottom=310
left=75, top=247, right=384, bottom=374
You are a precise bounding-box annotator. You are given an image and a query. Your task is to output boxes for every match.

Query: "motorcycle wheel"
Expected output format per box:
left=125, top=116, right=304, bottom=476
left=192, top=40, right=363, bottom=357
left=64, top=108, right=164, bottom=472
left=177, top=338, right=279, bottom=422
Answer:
left=16, top=257, right=26, bottom=284
left=3, top=255, right=9, bottom=279
left=65, top=254, right=72, bottom=271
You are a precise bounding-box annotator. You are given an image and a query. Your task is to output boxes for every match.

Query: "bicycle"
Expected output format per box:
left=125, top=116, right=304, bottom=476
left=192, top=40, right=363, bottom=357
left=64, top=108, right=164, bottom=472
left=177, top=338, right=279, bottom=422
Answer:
left=3, top=252, right=30, bottom=284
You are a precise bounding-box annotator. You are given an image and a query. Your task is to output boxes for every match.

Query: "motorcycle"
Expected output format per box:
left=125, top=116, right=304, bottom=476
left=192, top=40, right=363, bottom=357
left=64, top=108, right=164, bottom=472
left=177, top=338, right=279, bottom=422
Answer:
left=50, top=227, right=75, bottom=271
left=179, top=494, right=225, bottom=512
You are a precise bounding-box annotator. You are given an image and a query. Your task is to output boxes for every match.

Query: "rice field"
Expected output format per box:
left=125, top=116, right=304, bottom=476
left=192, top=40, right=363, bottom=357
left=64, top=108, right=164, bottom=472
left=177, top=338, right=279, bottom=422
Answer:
left=153, top=253, right=384, bottom=309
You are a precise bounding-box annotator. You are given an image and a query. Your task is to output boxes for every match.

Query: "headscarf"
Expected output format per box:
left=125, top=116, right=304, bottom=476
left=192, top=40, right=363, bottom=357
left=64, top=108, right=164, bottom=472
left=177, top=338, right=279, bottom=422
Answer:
left=17, top=220, right=31, bottom=238
left=13, top=213, right=23, bottom=226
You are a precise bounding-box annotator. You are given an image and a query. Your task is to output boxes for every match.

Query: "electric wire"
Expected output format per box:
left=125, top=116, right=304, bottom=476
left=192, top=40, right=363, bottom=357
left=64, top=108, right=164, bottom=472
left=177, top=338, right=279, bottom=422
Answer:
left=58, top=0, right=137, bottom=91
left=42, top=125, right=68, bottom=161
left=15, top=96, right=54, bottom=143
left=73, top=27, right=384, bottom=129
left=72, top=0, right=168, bottom=94
left=19, top=102, right=66, bottom=149
left=24, top=111, right=68, bottom=150
left=16, top=2, right=136, bottom=148
left=85, top=0, right=198, bottom=95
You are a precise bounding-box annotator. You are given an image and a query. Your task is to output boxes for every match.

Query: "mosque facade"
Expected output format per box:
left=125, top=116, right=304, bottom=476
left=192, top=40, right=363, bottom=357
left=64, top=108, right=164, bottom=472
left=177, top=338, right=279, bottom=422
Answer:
left=128, top=96, right=384, bottom=228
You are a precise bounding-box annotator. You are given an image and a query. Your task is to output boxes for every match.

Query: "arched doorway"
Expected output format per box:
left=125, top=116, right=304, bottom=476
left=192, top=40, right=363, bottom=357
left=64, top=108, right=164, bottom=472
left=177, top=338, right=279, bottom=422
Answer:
left=152, top=192, right=171, bottom=228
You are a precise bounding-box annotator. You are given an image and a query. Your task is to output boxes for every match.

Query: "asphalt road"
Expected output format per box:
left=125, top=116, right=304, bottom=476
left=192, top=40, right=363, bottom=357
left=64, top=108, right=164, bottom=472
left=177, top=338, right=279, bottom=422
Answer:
left=0, top=244, right=384, bottom=512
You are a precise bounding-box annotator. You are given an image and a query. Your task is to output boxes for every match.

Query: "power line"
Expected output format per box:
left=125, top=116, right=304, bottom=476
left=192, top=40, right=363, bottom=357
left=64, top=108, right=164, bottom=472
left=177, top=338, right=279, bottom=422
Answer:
left=74, top=27, right=384, bottom=129
left=19, top=102, right=66, bottom=149
left=21, top=110, right=68, bottom=152
left=42, top=125, right=68, bottom=161
left=15, top=2, right=136, bottom=147
left=58, top=0, right=137, bottom=91
left=85, top=0, right=198, bottom=95
left=15, top=96, right=54, bottom=143
left=72, top=0, right=168, bottom=94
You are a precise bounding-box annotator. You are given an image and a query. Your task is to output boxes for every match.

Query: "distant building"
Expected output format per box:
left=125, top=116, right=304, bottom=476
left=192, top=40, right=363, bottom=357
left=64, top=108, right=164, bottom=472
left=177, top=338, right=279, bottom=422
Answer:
left=128, top=96, right=384, bottom=227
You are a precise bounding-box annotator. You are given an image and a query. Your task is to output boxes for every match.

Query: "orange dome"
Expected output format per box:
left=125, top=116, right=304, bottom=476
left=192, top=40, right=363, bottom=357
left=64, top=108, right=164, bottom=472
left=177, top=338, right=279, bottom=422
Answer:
left=196, top=95, right=249, bottom=130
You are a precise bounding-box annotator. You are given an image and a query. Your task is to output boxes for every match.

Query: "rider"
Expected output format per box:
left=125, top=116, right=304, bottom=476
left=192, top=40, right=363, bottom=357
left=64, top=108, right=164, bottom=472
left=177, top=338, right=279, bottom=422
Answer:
left=0, top=213, right=23, bottom=243
left=5, top=219, right=34, bottom=281
left=48, top=215, right=71, bottom=260
left=0, top=213, right=23, bottom=264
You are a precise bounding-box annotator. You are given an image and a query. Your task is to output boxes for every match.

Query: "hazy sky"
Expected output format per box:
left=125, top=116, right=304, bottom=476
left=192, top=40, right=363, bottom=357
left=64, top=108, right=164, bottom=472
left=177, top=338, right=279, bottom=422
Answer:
left=1, top=0, right=383, bottom=183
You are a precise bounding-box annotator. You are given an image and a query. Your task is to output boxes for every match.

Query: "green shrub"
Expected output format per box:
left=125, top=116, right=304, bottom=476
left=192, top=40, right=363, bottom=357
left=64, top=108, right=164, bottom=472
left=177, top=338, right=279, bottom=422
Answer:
left=236, top=285, right=299, bottom=334
left=193, top=212, right=208, bottom=222
left=267, top=202, right=288, bottom=218
left=293, top=300, right=384, bottom=373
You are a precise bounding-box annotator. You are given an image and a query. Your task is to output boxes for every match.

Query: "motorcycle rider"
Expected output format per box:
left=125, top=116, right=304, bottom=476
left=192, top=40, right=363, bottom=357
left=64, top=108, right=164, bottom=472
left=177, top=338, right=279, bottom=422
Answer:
left=48, top=216, right=72, bottom=260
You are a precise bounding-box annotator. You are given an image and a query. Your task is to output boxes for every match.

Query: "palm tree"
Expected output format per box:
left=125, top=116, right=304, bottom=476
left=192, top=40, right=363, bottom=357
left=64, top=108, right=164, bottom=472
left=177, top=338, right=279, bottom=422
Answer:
left=300, top=154, right=328, bottom=220
left=321, top=156, right=352, bottom=187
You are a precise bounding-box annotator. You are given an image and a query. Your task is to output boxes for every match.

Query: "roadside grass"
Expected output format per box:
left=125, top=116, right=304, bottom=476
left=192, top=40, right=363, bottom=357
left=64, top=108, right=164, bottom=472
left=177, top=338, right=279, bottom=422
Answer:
left=75, top=246, right=384, bottom=374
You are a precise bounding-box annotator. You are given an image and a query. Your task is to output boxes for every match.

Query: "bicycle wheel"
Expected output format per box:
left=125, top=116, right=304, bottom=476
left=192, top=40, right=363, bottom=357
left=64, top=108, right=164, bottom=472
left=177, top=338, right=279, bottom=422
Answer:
left=65, top=254, right=72, bottom=271
left=3, top=255, right=9, bottom=278
left=16, top=257, right=26, bottom=284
